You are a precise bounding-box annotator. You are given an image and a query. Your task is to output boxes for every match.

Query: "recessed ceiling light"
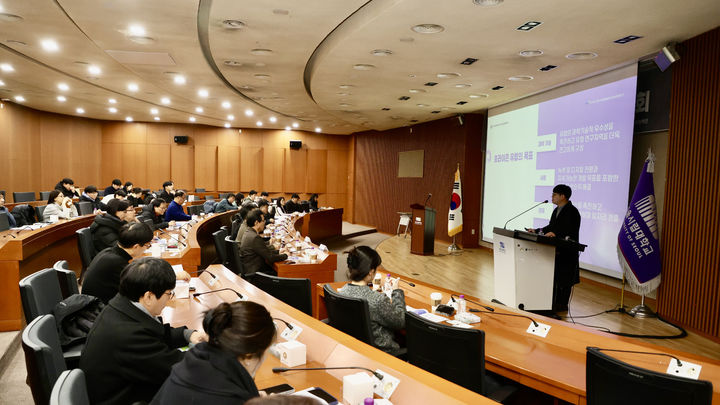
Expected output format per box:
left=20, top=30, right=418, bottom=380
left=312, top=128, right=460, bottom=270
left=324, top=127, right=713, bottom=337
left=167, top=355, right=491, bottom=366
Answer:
left=250, top=48, right=273, bottom=56
left=455, top=84, right=472, bottom=88
left=353, top=64, right=376, bottom=70
left=338, top=103, right=351, bottom=108
left=221, top=101, right=231, bottom=109
left=128, top=36, right=154, bottom=44
left=399, top=37, right=415, bottom=42
left=285, top=126, right=291, bottom=131
left=40, top=39, right=59, bottom=52
left=371, top=49, right=393, bottom=56
left=0, top=13, right=23, bottom=22
left=127, top=83, right=139, bottom=92
left=256, top=121, right=263, bottom=127
left=417, top=103, right=428, bottom=107
left=224, top=123, right=231, bottom=128
left=0, top=63, right=14, bottom=72
left=222, top=19, right=245, bottom=29
left=56, top=95, right=66, bottom=102
left=76, top=107, right=84, bottom=114
left=408, top=89, right=425, bottom=94
left=195, top=106, right=204, bottom=113
left=566, top=52, right=598, bottom=60
left=125, top=116, right=133, bottom=122
left=437, top=72, right=460, bottom=79
left=57, top=83, right=69, bottom=91
left=269, top=116, right=277, bottom=123
left=87, top=65, right=101, bottom=75
left=223, top=60, right=243, bottom=67
left=227, top=114, right=235, bottom=121
left=14, top=95, right=25, bottom=102
left=254, top=73, right=271, bottom=80
left=468, top=93, right=489, bottom=99
left=198, top=89, right=209, bottom=98
left=128, top=24, right=146, bottom=36
left=292, top=122, right=299, bottom=128
left=473, top=0, right=504, bottom=5
left=337, top=92, right=350, bottom=96
left=411, top=24, right=444, bottom=34
left=244, top=109, right=253, bottom=117
left=173, top=75, right=186, bottom=85
left=108, top=98, right=117, bottom=104
left=0, top=80, right=4, bottom=86
left=160, top=97, right=170, bottom=105
left=338, top=84, right=354, bottom=89
left=189, top=116, right=196, bottom=122
left=255, top=62, right=266, bottom=68
left=150, top=108, right=158, bottom=115
left=108, top=107, right=117, bottom=113
left=315, top=127, right=322, bottom=133
left=519, top=50, right=543, bottom=57
left=154, top=116, right=160, bottom=121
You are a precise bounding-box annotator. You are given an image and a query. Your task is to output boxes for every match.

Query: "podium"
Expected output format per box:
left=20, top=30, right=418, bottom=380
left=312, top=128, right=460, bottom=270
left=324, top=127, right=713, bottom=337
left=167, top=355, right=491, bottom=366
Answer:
left=410, top=204, right=436, bottom=255
left=492, top=227, right=586, bottom=310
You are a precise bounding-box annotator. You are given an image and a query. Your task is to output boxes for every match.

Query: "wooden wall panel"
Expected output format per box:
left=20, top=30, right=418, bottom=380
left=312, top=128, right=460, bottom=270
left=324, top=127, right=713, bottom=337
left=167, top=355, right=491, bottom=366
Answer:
left=39, top=115, right=72, bottom=190
left=146, top=144, right=171, bottom=190
left=122, top=143, right=148, bottom=186
left=217, top=146, right=241, bottom=191
left=69, top=119, right=102, bottom=187
left=101, top=143, right=123, bottom=188
left=240, top=147, right=263, bottom=192
left=263, top=148, right=284, bottom=192
left=327, top=149, right=348, bottom=194
left=657, top=27, right=720, bottom=340
left=171, top=144, right=194, bottom=191
left=306, top=149, right=327, bottom=193
left=194, top=145, right=217, bottom=191
left=284, top=149, right=307, bottom=193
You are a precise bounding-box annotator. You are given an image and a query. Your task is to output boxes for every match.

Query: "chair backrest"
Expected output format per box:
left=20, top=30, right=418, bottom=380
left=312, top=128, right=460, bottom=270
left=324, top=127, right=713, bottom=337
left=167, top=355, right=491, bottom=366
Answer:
left=254, top=273, right=313, bottom=316
left=50, top=369, right=89, bottom=405
left=187, top=204, right=203, bottom=216
left=405, top=311, right=486, bottom=394
left=0, top=212, right=9, bottom=232
left=194, top=188, right=206, bottom=192
left=218, top=192, right=232, bottom=200
left=36, top=205, right=48, bottom=222
left=322, top=285, right=374, bottom=346
left=224, top=236, right=244, bottom=275
left=212, top=229, right=229, bottom=265
left=40, top=191, right=52, bottom=201
left=13, top=191, right=36, bottom=203
left=53, top=260, right=80, bottom=297
left=230, top=219, right=242, bottom=240
left=141, top=217, right=154, bottom=228
left=22, top=314, right=67, bottom=405
left=76, top=201, right=93, bottom=216
left=75, top=227, right=96, bottom=278
left=19, top=268, right=65, bottom=323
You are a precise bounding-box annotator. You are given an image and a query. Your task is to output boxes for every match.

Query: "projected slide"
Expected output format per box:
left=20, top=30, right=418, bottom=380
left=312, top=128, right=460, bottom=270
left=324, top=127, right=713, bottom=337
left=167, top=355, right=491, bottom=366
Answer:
left=483, top=77, right=636, bottom=276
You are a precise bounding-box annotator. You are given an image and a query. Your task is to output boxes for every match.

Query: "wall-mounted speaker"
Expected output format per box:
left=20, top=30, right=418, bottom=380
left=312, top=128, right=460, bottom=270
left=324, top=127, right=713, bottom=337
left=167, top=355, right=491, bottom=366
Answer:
left=654, top=42, right=679, bottom=72
left=174, top=135, right=189, bottom=144
left=289, top=140, right=302, bottom=150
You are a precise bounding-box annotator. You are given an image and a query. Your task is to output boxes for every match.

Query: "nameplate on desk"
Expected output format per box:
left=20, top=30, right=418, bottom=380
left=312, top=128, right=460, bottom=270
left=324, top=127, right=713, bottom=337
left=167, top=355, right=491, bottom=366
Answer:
left=526, top=321, right=551, bottom=338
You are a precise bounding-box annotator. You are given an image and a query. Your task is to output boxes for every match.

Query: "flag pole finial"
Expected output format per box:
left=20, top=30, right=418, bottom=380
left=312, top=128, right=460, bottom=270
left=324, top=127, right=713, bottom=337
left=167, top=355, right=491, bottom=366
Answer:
left=646, top=149, right=655, bottom=173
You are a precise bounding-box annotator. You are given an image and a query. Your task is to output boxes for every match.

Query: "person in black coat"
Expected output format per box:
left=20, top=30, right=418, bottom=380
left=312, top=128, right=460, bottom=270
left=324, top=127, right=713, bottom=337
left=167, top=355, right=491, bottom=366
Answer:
left=127, top=187, right=144, bottom=207
left=103, top=178, right=123, bottom=197
left=80, top=257, right=207, bottom=405
left=79, top=185, right=107, bottom=212
left=138, top=198, right=173, bottom=230
left=283, top=193, right=302, bottom=214
left=152, top=301, right=276, bottom=405
left=529, top=184, right=581, bottom=312
left=159, top=181, right=175, bottom=203
left=239, top=209, right=286, bottom=277
left=55, top=177, right=81, bottom=198
left=308, top=193, right=319, bottom=211
left=89, top=199, right=135, bottom=252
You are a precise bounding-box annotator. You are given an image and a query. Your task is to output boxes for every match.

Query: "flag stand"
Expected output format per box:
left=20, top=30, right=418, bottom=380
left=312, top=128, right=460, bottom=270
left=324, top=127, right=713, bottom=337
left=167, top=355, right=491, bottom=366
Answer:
left=617, top=274, right=628, bottom=313
left=448, top=235, right=462, bottom=254
left=629, top=295, right=657, bottom=318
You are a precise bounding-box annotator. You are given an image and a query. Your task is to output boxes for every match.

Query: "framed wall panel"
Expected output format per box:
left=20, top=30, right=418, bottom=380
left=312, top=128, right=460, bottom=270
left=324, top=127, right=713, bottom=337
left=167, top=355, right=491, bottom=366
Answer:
left=217, top=146, right=240, bottom=191
left=194, top=145, right=217, bottom=191
left=146, top=144, right=171, bottom=190
left=284, top=149, right=307, bottom=193
left=327, top=149, right=348, bottom=194
left=171, top=144, right=194, bottom=191
left=262, top=148, right=284, bottom=192
left=240, top=147, right=263, bottom=192
left=306, top=149, right=327, bottom=193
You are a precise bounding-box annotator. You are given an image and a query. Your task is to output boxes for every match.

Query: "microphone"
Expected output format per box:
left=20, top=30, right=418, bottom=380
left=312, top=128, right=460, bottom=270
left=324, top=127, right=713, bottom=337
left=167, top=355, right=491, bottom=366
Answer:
left=451, top=294, right=493, bottom=312
left=187, top=270, right=217, bottom=280
left=424, top=193, right=432, bottom=206
left=399, top=279, right=415, bottom=287
left=272, top=366, right=384, bottom=380
left=503, top=200, right=548, bottom=229
left=468, top=308, right=539, bottom=327
left=273, top=318, right=294, bottom=330
left=193, top=288, right=243, bottom=300
left=590, top=347, right=682, bottom=367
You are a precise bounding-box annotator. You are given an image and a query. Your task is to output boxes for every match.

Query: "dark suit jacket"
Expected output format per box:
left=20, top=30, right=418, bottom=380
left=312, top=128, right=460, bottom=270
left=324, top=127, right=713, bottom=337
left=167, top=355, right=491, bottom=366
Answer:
left=81, top=246, right=132, bottom=303
left=239, top=228, right=286, bottom=276
left=283, top=200, right=302, bottom=214
left=89, top=213, right=126, bottom=252
left=80, top=294, right=188, bottom=405
left=541, top=201, right=581, bottom=286
left=138, top=204, right=170, bottom=230
left=159, top=190, right=175, bottom=204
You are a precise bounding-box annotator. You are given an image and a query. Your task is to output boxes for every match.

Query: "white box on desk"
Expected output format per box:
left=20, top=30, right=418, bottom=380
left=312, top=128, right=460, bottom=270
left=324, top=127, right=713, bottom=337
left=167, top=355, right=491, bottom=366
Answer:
left=276, top=340, right=306, bottom=368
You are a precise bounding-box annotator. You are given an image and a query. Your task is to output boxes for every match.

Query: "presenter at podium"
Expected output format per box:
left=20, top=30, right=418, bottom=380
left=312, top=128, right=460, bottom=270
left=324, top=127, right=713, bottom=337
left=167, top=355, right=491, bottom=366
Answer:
left=527, top=184, right=581, bottom=312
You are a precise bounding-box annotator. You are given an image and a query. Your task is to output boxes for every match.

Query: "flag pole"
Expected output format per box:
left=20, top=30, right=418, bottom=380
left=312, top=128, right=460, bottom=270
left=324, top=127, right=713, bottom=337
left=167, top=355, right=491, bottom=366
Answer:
left=448, top=163, right=462, bottom=255
left=619, top=273, right=626, bottom=313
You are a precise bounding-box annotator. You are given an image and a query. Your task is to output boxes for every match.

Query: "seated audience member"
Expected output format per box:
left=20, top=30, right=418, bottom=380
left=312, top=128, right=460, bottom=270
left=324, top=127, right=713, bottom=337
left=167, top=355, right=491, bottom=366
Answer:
left=159, top=181, right=175, bottom=203
left=80, top=185, right=106, bottom=211
left=283, top=193, right=302, bottom=214
left=165, top=190, right=191, bottom=221
left=151, top=301, right=276, bottom=405
left=103, top=178, right=123, bottom=197
left=90, top=198, right=135, bottom=252
left=214, top=193, right=237, bottom=213
left=43, top=190, right=79, bottom=222
left=239, top=209, right=286, bottom=276
left=0, top=191, right=17, bottom=227
left=308, top=193, right=319, bottom=211
left=234, top=206, right=252, bottom=242
left=80, top=257, right=207, bottom=405
left=235, top=192, right=245, bottom=203
left=55, top=177, right=80, bottom=198
left=101, top=189, right=127, bottom=205
left=138, top=198, right=173, bottom=230
left=338, top=246, right=406, bottom=356
left=127, top=187, right=144, bottom=207
left=124, top=181, right=134, bottom=194
left=244, top=190, right=258, bottom=204
left=257, top=200, right=273, bottom=225
left=141, top=189, right=155, bottom=205
left=275, top=196, right=286, bottom=215
left=259, top=191, right=269, bottom=202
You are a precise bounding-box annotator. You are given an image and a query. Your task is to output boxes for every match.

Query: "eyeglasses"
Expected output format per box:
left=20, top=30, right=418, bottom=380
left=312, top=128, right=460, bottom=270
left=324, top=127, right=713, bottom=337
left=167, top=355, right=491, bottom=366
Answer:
left=164, top=290, right=176, bottom=299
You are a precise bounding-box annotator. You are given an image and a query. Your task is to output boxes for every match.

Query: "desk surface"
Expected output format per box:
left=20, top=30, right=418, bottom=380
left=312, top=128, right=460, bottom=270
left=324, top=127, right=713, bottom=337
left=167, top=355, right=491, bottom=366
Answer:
left=317, top=271, right=720, bottom=404
left=162, top=265, right=494, bottom=404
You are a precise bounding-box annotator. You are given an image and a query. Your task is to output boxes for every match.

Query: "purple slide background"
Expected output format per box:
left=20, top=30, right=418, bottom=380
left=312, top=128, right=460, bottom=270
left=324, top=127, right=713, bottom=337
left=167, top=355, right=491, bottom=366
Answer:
left=533, top=77, right=637, bottom=272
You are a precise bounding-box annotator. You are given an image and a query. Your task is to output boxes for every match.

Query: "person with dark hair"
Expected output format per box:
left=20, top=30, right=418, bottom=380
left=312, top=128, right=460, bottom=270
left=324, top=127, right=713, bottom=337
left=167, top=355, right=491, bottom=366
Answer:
left=101, top=188, right=127, bottom=205
left=43, top=190, right=78, bottom=221
left=338, top=246, right=405, bottom=356
left=239, top=209, right=286, bottom=276
left=245, top=190, right=258, bottom=202
left=308, top=193, right=319, bottom=211
left=138, top=198, right=173, bottom=230
left=283, top=193, right=302, bottom=214
left=90, top=198, right=136, bottom=252
left=259, top=191, right=269, bottom=201
left=127, top=187, right=144, bottom=207
left=80, top=257, right=206, bottom=405
left=151, top=301, right=276, bottom=404
left=80, top=185, right=106, bottom=211
left=124, top=181, right=134, bottom=193
left=103, top=178, right=123, bottom=197
left=234, top=192, right=245, bottom=202
left=54, top=177, right=80, bottom=198
left=160, top=181, right=175, bottom=203
left=275, top=196, right=286, bottom=215
left=0, top=191, right=16, bottom=227
left=234, top=206, right=252, bottom=242
left=528, top=184, right=581, bottom=312
left=257, top=199, right=274, bottom=225
left=214, top=193, right=237, bottom=213
left=165, top=190, right=191, bottom=221
left=141, top=188, right=155, bottom=205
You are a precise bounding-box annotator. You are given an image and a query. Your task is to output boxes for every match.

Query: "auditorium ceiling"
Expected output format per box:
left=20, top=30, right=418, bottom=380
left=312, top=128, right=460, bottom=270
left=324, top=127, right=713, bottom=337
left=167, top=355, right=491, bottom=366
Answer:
left=0, top=0, right=717, bottom=134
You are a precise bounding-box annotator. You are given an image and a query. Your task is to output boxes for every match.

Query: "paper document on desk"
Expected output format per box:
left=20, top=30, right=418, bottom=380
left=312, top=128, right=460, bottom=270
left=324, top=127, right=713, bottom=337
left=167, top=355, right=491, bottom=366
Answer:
left=172, top=264, right=185, bottom=274
left=174, top=280, right=190, bottom=299
left=420, top=312, right=447, bottom=323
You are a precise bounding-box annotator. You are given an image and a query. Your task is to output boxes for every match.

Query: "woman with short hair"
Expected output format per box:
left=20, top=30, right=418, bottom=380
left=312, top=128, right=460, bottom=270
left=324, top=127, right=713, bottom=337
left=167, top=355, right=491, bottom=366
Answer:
left=43, top=190, right=79, bottom=221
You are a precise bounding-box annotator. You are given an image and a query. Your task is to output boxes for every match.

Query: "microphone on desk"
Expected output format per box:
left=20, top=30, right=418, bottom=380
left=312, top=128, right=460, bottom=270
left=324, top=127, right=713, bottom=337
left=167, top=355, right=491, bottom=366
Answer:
left=399, top=279, right=416, bottom=287
left=503, top=200, right=548, bottom=229
left=193, top=288, right=243, bottom=299
left=424, top=193, right=432, bottom=206
left=468, top=307, right=539, bottom=327
left=273, top=317, right=294, bottom=330
left=451, top=294, right=494, bottom=312
left=272, top=366, right=384, bottom=381
left=187, top=270, right=217, bottom=280
left=590, top=347, right=682, bottom=367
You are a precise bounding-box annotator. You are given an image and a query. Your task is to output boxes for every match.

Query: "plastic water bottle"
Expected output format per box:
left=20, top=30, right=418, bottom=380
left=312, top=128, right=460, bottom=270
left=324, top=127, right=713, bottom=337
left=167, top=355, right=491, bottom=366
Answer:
left=364, top=398, right=374, bottom=405
left=383, top=274, right=392, bottom=293
left=457, top=295, right=467, bottom=314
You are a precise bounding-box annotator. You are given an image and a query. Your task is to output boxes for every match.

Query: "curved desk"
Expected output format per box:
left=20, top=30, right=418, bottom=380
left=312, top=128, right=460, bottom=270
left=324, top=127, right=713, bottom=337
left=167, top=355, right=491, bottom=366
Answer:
left=293, top=208, right=343, bottom=242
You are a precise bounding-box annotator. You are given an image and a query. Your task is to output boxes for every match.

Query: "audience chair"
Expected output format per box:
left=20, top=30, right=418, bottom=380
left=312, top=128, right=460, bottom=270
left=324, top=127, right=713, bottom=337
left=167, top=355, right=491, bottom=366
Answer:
left=13, top=191, right=36, bottom=203
left=75, top=227, right=96, bottom=281
left=187, top=204, right=203, bottom=216
left=53, top=260, right=80, bottom=297
left=22, top=314, right=67, bottom=405
left=194, top=188, right=206, bottom=192
left=230, top=218, right=242, bottom=240
left=40, top=191, right=52, bottom=201
left=254, top=272, right=313, bottom=316
left=76, top=201, right=93, bottom=216
left=323, top=284, right=374, bottom=346
left=224, top=236, right=245, bottom=276
left=405, top=311, right=517, bottom=402
left=218, top=192, right=232, bottom=200
left=50, top=369, right=89, bottom=405
left=35, top=205, right=48, bottom=222
left=212, top=229, right=229, bottom=265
